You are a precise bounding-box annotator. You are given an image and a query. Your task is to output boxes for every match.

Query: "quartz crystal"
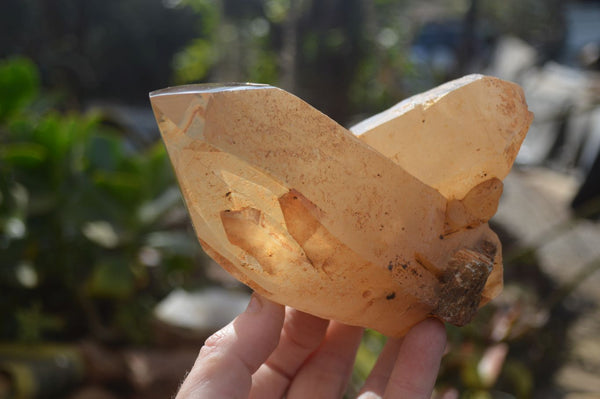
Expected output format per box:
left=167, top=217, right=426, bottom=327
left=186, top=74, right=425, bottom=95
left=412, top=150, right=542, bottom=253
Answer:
left=150, top=75, right=532, bottom=337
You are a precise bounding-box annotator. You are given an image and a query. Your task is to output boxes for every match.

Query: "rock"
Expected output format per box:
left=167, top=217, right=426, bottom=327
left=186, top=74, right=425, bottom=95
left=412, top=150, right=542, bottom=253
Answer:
left=150, top=75, right=531, bottom=336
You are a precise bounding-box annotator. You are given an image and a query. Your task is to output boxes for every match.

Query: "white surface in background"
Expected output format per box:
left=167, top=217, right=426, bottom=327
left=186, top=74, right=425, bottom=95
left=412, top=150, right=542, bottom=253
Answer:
left=154, top=288, right=250, bottom=330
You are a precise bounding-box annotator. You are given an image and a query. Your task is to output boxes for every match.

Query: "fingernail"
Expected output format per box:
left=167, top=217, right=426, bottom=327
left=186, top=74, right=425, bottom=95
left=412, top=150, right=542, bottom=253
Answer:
left=246, top=293, right=263, bottom=313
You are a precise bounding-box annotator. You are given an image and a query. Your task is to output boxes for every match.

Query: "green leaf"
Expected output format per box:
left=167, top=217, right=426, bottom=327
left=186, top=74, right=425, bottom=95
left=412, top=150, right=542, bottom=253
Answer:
left=0, top=57, right=40, bottom=122
left=15, top=304, right=63, bottom=343
left=87, top=134, right=123, bottom=172
left=172, top=38, right=216, bottom=83
left=113, top=298, right=153, bottom=345
left=87, top=261, right=135, bottom=300
left=353, top=329, right=384, bottom=383
left=0, top=142, right=47, bottom=168
left=31, top=111, right=99, bottom=168
left=248, top=50, right=279, bottom=84
left=180, top=0, right=220, bottom=35
left=264, top=0, right=291, bottom=23
left=92, top=170, right=144, bottom=205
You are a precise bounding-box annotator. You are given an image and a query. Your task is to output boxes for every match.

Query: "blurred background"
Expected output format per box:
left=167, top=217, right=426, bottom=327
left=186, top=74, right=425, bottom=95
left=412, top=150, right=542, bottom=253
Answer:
left=1, top=0, right=599, bottom=398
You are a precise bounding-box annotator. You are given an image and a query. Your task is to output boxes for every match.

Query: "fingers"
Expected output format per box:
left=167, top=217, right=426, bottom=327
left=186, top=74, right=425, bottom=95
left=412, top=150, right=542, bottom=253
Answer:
left=250, top=308, right=330, bottom=399
left=357, top=337, right=403, bottom=398
left=383, top=318, right=447, bottom=399
left=286, top=321, right=364, bottom=399
left=176, top=294, right=285, bottom=399
left=175, top=297, right=445, bottom=399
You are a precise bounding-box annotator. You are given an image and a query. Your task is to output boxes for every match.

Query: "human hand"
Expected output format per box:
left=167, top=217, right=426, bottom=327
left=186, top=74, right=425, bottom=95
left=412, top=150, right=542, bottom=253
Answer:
left=175, top=293, right=446, bottom=399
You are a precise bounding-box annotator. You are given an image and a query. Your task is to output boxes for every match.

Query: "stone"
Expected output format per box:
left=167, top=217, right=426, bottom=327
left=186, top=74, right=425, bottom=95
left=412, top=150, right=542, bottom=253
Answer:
left=149, top=75, right=532, bottom=337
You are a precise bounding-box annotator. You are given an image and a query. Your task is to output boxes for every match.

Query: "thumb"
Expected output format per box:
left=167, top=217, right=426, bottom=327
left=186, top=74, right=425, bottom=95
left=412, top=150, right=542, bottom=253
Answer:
left=176, top=293, right=285, bottom=399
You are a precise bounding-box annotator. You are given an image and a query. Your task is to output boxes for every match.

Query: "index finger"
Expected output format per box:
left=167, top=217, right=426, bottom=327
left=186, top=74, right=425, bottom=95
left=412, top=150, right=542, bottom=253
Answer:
left=176, top=294, right=285, bottom=399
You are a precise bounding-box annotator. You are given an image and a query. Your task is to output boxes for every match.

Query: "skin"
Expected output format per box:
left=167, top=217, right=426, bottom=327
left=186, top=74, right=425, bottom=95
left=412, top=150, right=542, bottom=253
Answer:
left=176, top=294, right=447, bottom=399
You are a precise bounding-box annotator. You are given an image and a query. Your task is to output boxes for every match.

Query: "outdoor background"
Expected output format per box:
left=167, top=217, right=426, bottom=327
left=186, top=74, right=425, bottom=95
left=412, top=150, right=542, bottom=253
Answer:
left=1, top=0, right=600, bottom=398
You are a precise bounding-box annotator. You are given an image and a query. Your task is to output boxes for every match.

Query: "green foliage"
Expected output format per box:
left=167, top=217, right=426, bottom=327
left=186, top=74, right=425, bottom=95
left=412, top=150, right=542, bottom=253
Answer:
left=247, top=49, right=279, bottom=84
left=0, top=57, right=204, bottom=344
left=15, top=303, right=64, bottom=343
left=182, top=0, right=221, bottom=34
left=173, top=38, right=217, bottom=83
left=172, top=0, right=221, bottom=84
left=0, top=57, right=39, bottom=122
left=350, top=329, right=386, bottom=392
left=0, top=2, right=581, bottom=395
left=1, top=0, right=200, bottom=103
left=264, top=0, right=291, bottom=24
left=170, top=0, right=418, bottom=122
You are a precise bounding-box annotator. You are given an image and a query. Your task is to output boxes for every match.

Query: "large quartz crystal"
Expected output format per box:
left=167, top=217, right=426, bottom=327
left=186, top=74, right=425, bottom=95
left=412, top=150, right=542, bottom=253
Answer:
left=150, top=75, right=532, bottom=337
